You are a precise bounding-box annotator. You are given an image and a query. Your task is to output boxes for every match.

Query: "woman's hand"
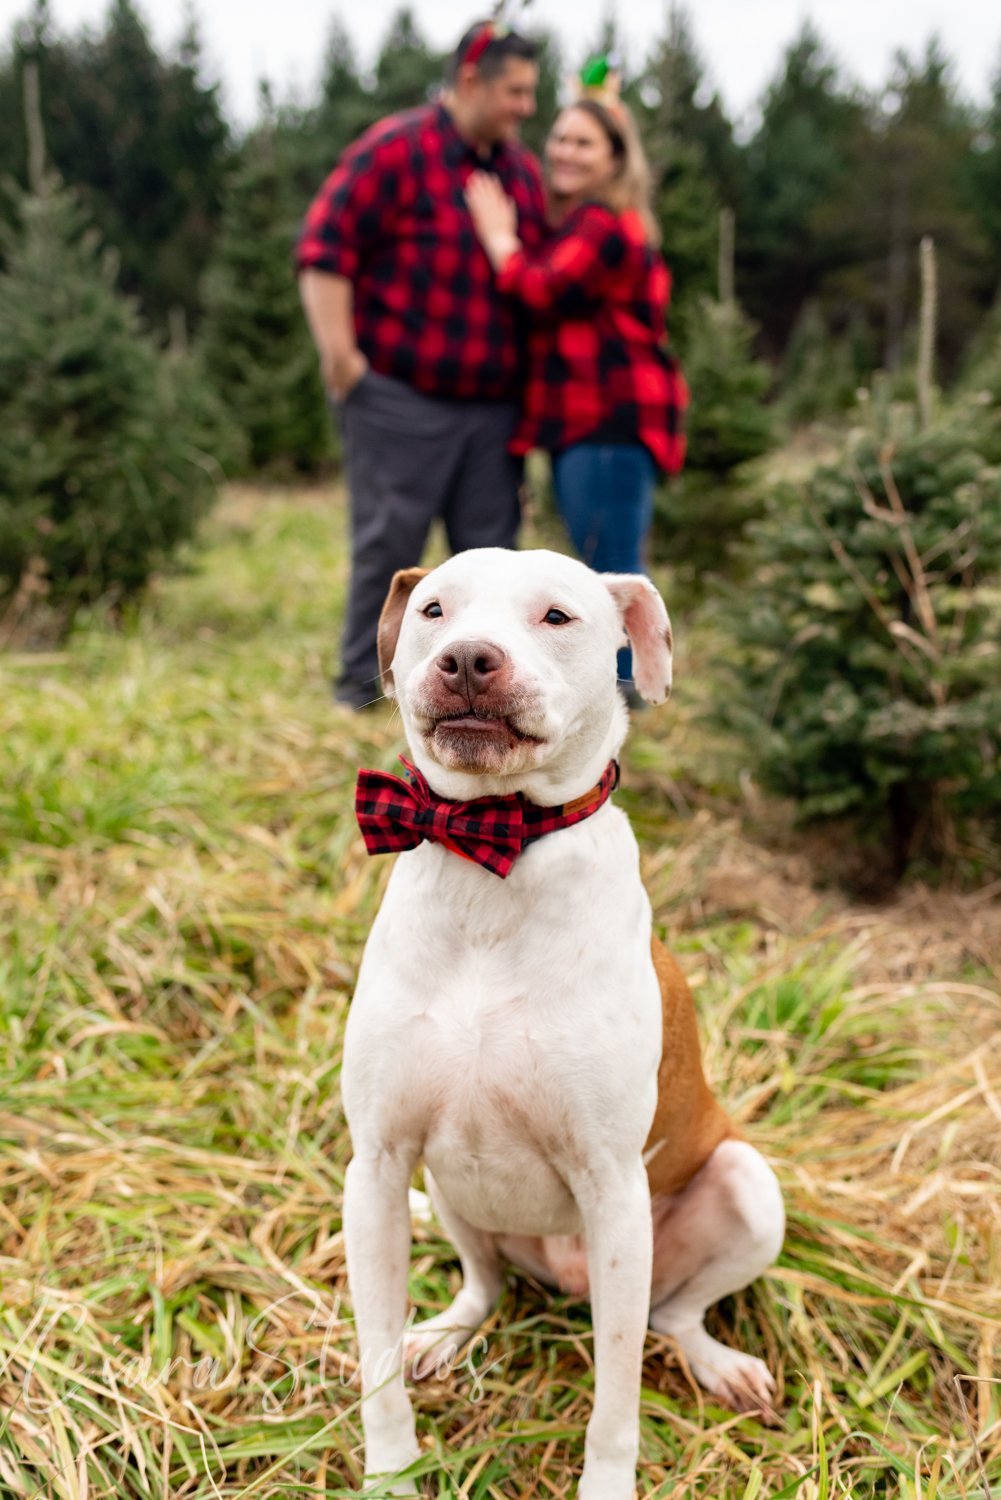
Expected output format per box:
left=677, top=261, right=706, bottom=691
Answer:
left=465, top=170, right=521, bottom=270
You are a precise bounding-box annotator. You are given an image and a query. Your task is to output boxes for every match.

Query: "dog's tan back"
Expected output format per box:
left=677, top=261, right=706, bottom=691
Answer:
left=644, top=935, right=737, bottom=1197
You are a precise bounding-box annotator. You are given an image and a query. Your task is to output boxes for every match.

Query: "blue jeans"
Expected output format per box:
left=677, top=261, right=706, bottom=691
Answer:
left=552, top=442, right=656, bottom=686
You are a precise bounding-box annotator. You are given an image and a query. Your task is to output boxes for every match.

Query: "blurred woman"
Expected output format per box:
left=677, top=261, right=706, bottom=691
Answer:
left=466, top=64, right=687, bottom=697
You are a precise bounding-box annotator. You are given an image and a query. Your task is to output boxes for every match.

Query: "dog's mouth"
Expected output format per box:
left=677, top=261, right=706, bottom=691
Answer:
left=427, top=708, right=543, bottom=744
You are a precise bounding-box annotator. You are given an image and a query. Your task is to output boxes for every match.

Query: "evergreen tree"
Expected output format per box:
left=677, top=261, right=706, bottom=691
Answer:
left=634, top=9, right=725, bottom=323
left=273, top=5, right=442, bottom=204
left=317, top=17, right=379, bottom=151
left=0, top=179, right=220, bottom=615
left=199, top=119, right=332, bottom=474
left=816, top=42, right=989, bottom=377
left=0, top=0, right=228, bottom=329
left=778, top=300, right=870, bottom=424
left=151, top=16, right=230, bottom=326
left=287, top=17, right=380, bottom=192
left=714, top=403, right=1001, bottom=876
left=741, top=26, right=865, bottom=356
left=372, top=8, right=443, bottom=117
left=0, top=2, right=73, bottom=236
left=958, top=294, right=1001, bottom=460
left=968, top=47, right=1001, bottom=279
left=637, top=7, right=742, bottom=211
left=654, top=297, right=774, bottom=582
left=680, top=298, right=774, bottom=475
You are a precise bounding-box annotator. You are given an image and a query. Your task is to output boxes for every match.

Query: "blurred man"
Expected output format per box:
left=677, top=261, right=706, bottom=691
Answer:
left=298, top=22, right=545, bottom=709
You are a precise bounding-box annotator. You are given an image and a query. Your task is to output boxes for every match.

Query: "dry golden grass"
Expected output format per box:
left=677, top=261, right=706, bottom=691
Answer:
left=0, top=484, right=997, bottom=1497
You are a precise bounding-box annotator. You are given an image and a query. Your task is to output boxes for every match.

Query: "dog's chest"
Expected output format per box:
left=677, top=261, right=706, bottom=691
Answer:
left=346, top=819, right=662, bottom=1236
left=416, top=982, right=589, bottom=1235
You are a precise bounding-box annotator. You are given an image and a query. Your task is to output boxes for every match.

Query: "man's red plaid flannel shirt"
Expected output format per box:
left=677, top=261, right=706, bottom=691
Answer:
left=296, top=103, right=546, bottom=401
left=497, top=202, right=689, bottom=473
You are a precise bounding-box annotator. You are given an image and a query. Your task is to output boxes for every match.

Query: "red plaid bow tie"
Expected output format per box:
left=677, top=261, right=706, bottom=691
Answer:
left=355, top=757, right=619, bottom=878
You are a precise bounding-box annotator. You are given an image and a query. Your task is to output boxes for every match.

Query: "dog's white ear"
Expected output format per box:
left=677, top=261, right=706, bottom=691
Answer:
left=602, top=574, right=673, bottom=704
left=377, top=567, right=431, bottom=696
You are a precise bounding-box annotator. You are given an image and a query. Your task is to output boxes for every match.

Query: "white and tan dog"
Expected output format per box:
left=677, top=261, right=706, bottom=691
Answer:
left=342, top=548, right=784, bottom=1497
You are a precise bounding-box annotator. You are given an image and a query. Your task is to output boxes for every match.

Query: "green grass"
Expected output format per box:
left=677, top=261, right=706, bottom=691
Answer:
left=0, top=484, right=998, bottom=1497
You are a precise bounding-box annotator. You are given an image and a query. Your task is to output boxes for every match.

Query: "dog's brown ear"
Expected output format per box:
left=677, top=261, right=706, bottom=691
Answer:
left=602, top=575, right=673, bottom=704
left=377, top=567, right=431, bottom=696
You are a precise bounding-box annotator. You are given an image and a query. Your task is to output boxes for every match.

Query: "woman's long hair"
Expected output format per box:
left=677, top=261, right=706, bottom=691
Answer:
left=549, top=99, right=661, bottom=247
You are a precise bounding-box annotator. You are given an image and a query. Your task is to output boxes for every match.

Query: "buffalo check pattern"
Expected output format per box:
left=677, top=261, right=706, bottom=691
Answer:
left=497, top=202, right=689, bottom=473
left=296, top=103, right=546, bottom=401
left=356, top=757, right=620, bottom=878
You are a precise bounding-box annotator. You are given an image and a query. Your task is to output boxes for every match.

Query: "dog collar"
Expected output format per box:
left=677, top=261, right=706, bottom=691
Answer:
left=355, top=758, right=620, bottom=879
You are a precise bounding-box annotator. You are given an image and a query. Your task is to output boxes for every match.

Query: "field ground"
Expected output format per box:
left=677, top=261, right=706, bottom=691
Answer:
left=0, top=484, right=999, bottom=1498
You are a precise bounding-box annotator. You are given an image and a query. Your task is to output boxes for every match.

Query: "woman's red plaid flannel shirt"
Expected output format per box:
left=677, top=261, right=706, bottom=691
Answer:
left=296, top=103, right=546, bottom=401
left=497, top=203, right=688, bottom=473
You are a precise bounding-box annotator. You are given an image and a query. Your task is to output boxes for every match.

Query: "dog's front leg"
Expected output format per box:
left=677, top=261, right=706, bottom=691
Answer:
left=344, top=1149, right=421, bottom=1496
left=574, top=1161, right=652, bottom=1500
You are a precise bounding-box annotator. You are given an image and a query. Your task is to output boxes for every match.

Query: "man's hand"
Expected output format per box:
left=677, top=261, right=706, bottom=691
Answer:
left=323, top=346, right=369, bottom=403
left=299, top=271, right=368, bottom=400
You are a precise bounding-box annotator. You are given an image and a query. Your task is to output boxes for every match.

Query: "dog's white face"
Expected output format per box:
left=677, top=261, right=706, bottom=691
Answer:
left=379, top=549, right=672, bottom=800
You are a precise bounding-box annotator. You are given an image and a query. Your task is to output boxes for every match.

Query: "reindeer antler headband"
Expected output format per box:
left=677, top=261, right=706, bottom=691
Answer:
left=460, top=0, right=535, bottom=69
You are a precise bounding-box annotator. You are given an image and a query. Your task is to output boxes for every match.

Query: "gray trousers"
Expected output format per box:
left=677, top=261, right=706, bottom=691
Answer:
left=335, top=369, right=521, bottom=698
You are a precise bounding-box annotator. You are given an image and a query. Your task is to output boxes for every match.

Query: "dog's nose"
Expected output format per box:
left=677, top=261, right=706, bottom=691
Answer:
left=435, top=639, right=508, bottom=697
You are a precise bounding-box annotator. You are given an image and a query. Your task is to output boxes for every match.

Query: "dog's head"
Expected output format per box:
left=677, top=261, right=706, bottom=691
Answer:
left=377, top=549, right=672, bottom=802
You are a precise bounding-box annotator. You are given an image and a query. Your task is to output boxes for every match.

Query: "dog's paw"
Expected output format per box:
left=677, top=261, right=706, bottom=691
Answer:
left=577, top=1455, right=637, bottom=1500
left=693, top=1345, right=780, bottom=1422
left=363, top=1450, right=421, bottom=1497
left=363, top=1475, right=420, bottom=1498
left=656, top=1320, right=781, bottom=1421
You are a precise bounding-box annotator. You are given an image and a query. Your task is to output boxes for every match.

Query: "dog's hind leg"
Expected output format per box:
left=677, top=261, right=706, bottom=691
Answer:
left=648, top=1139, right=784, bottom=1418
left=403, top=1169, right=504, bottom=1380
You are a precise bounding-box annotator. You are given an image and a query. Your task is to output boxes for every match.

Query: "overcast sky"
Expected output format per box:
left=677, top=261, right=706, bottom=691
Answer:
left=2, top=0, right=998, bottom=132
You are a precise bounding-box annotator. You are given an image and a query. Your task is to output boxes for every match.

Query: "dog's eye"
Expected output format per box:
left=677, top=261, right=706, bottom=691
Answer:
left=421, top=601, right=443, bottom=619
left=543, top=607, right=572, bottom=625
